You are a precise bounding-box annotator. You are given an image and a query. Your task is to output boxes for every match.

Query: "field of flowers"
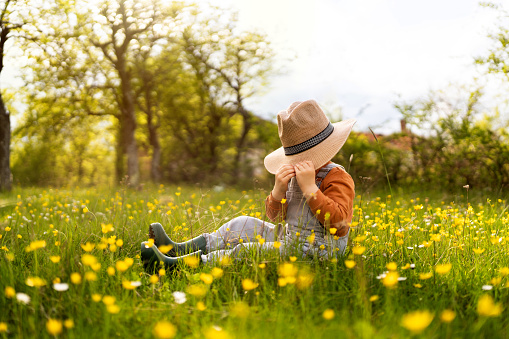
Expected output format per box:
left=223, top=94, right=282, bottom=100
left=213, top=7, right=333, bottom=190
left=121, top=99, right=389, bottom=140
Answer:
left=0, top=185, right=508, bottom=338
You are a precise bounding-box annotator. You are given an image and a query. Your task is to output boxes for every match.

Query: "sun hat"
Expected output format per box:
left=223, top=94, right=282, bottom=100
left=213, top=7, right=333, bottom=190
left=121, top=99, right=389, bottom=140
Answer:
left=264, top=100, right=356, bottom=174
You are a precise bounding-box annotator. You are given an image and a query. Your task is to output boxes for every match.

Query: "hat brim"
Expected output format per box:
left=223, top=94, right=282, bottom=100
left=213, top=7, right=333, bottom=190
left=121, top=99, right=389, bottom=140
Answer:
left=264, top=118, right=356, bottom=174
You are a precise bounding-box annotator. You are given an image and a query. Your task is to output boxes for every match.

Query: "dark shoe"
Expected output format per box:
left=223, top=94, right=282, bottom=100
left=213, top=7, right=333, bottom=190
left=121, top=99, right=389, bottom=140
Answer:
left=148, top=223, right=207, bottom=255
left=140, top=241, right=202, bottom=272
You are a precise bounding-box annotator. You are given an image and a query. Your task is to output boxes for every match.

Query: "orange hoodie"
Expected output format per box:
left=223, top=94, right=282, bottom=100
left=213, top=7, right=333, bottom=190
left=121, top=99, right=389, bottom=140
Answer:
left=265, top=163, right=355, bottom=237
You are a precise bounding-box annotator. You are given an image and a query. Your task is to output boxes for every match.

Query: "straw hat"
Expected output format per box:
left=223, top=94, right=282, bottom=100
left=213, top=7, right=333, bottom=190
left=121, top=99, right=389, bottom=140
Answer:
left=264, top=100, right=356, bottom=174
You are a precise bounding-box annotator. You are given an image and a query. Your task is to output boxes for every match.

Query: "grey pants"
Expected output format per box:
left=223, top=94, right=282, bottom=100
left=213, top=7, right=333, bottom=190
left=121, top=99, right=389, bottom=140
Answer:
left=201, top=216, right=284, bottom=264
left=200, top=216, right=349, bottom=264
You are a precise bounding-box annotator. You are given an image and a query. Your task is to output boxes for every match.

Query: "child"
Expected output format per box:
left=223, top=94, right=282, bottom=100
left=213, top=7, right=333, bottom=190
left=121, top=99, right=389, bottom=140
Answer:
left=141, top=99, right=356, bottom=271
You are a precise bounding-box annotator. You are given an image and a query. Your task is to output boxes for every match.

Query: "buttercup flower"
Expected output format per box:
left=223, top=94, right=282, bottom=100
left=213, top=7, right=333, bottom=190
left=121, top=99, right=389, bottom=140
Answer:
left=5, top=286, right=15, bottom=298
left=477, top=295, right=503, bottom=317
left=70, top=273, right=82, bottom=285
left=435, top=263, right=452, bottom=275
left=80, top=242, right=95, bottom=252
left=241, top=279, right=259, bottom=291
left=440, top=309, right=456, bottom=323
left=344, top=260, right=356, bottom=269
left=153, top=320, right=177, bottom=339
left=401, top=310, right=434, bottom=334
left=187, top=284, right=207, bottom=298
left=200, top=273, right=213, bottom=285
left=352, top=246, right=366, bottom=255
left=323, top=309, right=335, bottom=320
left=46, top=319, right=63, bottom=336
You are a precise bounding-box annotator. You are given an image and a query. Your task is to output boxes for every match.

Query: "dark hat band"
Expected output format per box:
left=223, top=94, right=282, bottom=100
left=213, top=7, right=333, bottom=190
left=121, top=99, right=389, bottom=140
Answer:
left=284, top=123, right=334, bottom=156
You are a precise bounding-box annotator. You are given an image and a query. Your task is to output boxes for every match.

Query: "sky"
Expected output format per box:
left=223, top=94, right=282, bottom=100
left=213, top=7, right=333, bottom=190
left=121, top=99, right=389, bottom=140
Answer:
left=196, top=0, right=500, bottom=133
left=2, top=0, right=501, bottom=133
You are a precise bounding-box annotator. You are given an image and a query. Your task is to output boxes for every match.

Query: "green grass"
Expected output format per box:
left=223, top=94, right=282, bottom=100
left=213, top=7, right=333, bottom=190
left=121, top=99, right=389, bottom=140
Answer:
left=1, top=185, right=509, bottom=338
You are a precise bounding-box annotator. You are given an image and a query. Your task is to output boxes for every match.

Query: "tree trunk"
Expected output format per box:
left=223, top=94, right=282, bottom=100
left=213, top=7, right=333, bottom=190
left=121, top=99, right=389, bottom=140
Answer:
left=0, top=93, right=11, bottom=192
left=144, top=81, right=162, bottom=182
left=231, top=105, right=252, bottom=184
left=118, top=62, right=139, bottom=187
left=0, top=18, right=12, bottom=191
left=147, top=105, right=162, bottom=182
left=115, top=124, right=125, bottom=184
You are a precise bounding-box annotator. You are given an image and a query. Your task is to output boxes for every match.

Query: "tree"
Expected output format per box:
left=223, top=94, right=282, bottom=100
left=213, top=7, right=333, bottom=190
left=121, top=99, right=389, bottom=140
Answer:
left=0, top=0, right=24, bottom=192
left=394, top=86, right=509, bottom=191
left=179, top=9, right=275, bottom=183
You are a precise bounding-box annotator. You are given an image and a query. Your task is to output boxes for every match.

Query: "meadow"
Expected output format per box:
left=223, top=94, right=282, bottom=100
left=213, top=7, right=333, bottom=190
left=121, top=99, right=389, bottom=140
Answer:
left=0, top=184, right=508, bottom=338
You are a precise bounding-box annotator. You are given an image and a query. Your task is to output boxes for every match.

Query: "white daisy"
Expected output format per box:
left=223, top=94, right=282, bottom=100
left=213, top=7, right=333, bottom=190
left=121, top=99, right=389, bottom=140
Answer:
left=172, top=291, right=186, bottom=304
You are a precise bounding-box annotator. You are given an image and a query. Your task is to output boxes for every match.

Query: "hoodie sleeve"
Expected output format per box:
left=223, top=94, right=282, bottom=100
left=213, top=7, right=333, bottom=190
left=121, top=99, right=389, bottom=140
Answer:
left=265, top=192, right=288, bottom=223
left=306, top=167, right=355, bottom=237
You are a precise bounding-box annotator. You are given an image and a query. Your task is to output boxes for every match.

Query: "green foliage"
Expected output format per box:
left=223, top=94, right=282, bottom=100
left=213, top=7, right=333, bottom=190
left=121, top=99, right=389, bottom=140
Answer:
left=394, top=86, right=509, bottom=192
left=12, top=1, right=277, bottom=187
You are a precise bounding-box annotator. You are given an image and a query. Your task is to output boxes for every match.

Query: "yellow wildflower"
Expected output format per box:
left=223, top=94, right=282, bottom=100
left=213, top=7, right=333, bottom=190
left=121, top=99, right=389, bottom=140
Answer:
left=80, top=242, right=95, bottom=252
left=5, top=286, right=15, bottom=298
left=70, top=273, right=82, bottom=285
left=345, top=260, right=356, bottom=269
left=85, top=271, right=97, bottom=281
left=435, top=263, right=452, bottom=275
left=197, top=301, right=207, bottom=311
left=386, top=262, right=397, bottom=271
left=150, top=275, right=159, bottom=284
left=477, top=295, right=503, bottom=317
left=440, top=309, right=456, bottom=323
left=401, top=310, right=434, bottom=334
left=81, top=254, right=97, bottom=267
left=499, top=267, right=509, bottom=276
left=241, top=279, right=259, bottom=291
left=116, top=260, right=129, bottom=272
left=64, top=319, right=74, bottom=329
left=107, top=304, right=120, bottom=314
left=158, top=245, right=173, bottom=254
left=322, top=309, right=335, bottom=320
left=211, top=267, right=223, bottom=278
left=25, top=240, right=46, bottom=252
left=107, top=267, right=116, bottom=276
left=186, top=284, right=208, bottom=298
left=200, top=273, right=214, bottom=285
left=46, top=319, right=63, bottom=336
left=352, top=246, right=366, bottom=255
left=279, top=263, right=298, bottom=277
left=50, top=256, right=61, bottom=263
left=101, top=223, right=114, bottom=234
left=382, top=271, right=399, bottom=289
left=473, top=248, right=485, bottom=255
left=184, top=255, right=200, bottom=268
left=296, top=273, right=314, bottom=289
left=419, top=272, right=433, bottom=280
left=203, top=326, right=231, bottom=339
left=102, top=295, right=116, bottom=305
left=26, top=276, right=47, bottom=288
left=153, top=321, right=177, bottom=339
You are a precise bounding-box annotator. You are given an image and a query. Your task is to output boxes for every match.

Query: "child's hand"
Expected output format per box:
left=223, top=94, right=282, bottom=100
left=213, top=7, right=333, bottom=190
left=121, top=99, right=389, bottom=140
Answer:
left=295, top=161, right=318, bottom=198
left=272, top=164, right=295, bottom=201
